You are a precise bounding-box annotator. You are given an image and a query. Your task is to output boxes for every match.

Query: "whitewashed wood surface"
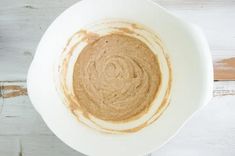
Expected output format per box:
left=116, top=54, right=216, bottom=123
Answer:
left=0, top=0, right=235, bottom=156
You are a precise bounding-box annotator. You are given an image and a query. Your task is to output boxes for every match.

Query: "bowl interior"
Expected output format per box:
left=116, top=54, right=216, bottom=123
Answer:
left=27, top=0, right=213, bottom=155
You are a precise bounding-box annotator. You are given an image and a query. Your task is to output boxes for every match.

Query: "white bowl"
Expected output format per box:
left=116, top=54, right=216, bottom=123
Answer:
left=27, top=0, right=213, bottom=155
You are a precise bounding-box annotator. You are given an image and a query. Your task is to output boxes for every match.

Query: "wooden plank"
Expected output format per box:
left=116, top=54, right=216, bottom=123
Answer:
left=0, top=82, right=3, bottom=114
left=0, top=81, right=235, bottom=156
left=152, top=82, right=235, bottom=156
left=0, top=0, right=235, bottom=80
left=156, top=0, right=235, bottom=7
left=21, top=136, right=84, bottom=156
left=213, top=81, right=235, bottom=96
left=0, top=137, right=19, bottom=156
left=0, top=82, right=51, bottom=135
left=0, top=81, right=234, bottom=136
left=214, top=57, right=235, bottom=81
left=0, top=0, right=79, bottom=81
left=156, top=1, right=235, bottom=55
left=1, top=84, right=27, bottom=99
left=0, top=136, right=84, bottom=156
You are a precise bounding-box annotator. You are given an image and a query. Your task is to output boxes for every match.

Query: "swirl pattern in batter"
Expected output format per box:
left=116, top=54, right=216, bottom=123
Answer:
left=73, top=34, right=161, bottom=122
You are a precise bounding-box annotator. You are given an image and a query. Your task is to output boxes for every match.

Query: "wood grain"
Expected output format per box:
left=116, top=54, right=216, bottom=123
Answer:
left=0, top=136, right=83, bottom=156
left=0, top=0, right=235, bottom=155
left=0, top=0, right=235, bottom=81
left=0, top=81, right=235, bottom=156
left=0, top=85, right=27, bottom=98
left=214, top=57, right=235, bottom=80
left=152, top=87, right=235, bottom=156
left=0, top=82, right=51, bottom=136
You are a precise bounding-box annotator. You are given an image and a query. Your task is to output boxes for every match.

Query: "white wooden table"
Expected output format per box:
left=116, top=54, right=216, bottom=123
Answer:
left=0, top=0, right=235, bottom=155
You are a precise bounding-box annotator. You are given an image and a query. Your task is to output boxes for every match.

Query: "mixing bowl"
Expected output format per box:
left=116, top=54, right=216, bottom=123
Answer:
left=27, top=0, right=213, bottom=155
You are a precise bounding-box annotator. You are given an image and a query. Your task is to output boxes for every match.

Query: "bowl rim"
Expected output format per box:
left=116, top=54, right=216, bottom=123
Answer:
left=27, top=0, right=214, bottom=155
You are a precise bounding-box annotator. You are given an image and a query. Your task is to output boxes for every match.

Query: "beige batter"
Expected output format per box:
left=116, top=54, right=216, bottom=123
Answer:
left=72, top=34, right=162, bottom=122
